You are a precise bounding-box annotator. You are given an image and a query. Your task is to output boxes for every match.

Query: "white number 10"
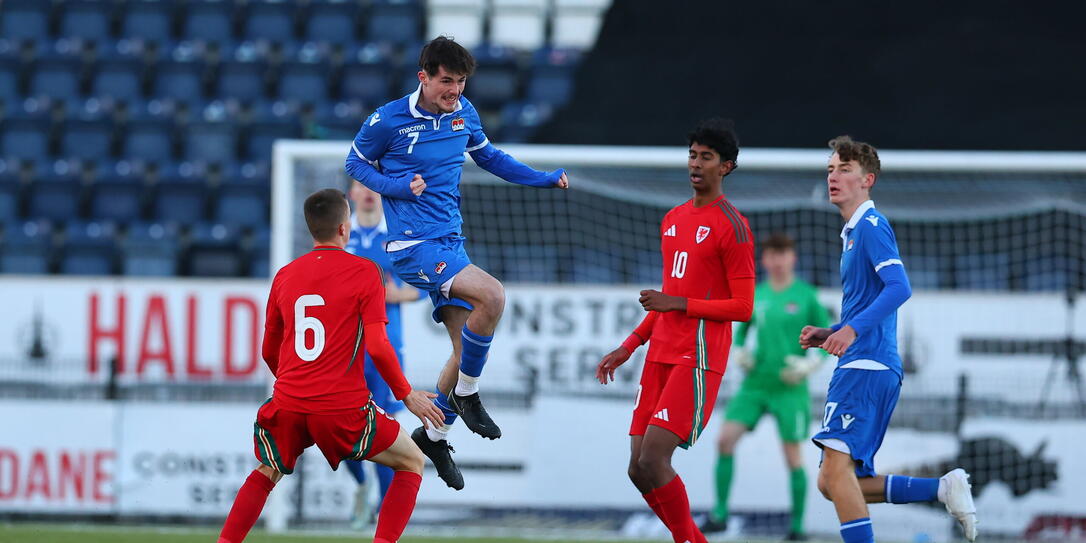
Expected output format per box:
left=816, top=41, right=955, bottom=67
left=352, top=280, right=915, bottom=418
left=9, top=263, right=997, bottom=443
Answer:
left=671, top=251, right=688, bottom=278
left=294, top=295, right=326, bottom=361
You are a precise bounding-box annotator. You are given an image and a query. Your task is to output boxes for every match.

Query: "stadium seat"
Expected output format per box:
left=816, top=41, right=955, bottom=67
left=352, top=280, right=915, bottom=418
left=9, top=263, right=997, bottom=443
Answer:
left=498, top=101, right=554, bottom=142
left=277, top=46, right=331, bottom=105
left=305, top=0, right=358, bottom=44
left=490, top=0, right=547, bottom=51
left=954, top=253, right=1011, bottom=290
left=243, top=0, right=296, bottom=43
left=214, top=183, right=267, bottom=228
left=248, top=226, right=271, bottom=277
left=122, top=0, right=175, bottom=42
left=0, top=57, right=20, bottom=103
left=1, top=105, right=52, bottom=161
left=188, top=222, right=243, bottom=276
left=338, top=46, right=392, bottom=104
left=29, top=47, right=84, bottom=101
left=0, top=220, right=53, bottom=274
left=427, top=0, right=485, bottom=49
left=0, top=171, right=20, bottom=221
left=181, top=0, right=236, bottom=43
left=468, top=45, right=519, bottom=108
left=59, top=0, right=114, bottom=42
left=630, top=250, right=662, bottom=285
left=367, top=0, right=422, bottom=45
left=27, top=172, right=84, bottom=223
left=216, top=43, right=269, bottom=102
left=60, top=220, right=116, bottom=275
left=91, top=41, right=148, bottom=102
left=0, top=0, right=50, bottom=42
left=526, top=48, right=581, bottom=106
left=151, top=44, right=206, bottom=101
left=61, top=101, right=115, bottom=161
left=1025, top=257, right=1080, bottom=292
left=89, top=163, right=146, bottom=223
left=121, top=221, right=179, bottom=275
left=313, top=101, right=367, bottom=139
left=183, top=102, right=239, bottom=164
left=153, top=175, right=207, bottom=224
left=501, top=245, right=559, bottom=283
left=245, top=106, right=299, bottom=161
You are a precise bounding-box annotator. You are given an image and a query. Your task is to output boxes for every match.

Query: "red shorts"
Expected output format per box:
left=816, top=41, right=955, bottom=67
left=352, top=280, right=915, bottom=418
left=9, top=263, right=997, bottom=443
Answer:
left=629, top=361, right=723, bottom=448
left=253, top=397, right=400, bottom=474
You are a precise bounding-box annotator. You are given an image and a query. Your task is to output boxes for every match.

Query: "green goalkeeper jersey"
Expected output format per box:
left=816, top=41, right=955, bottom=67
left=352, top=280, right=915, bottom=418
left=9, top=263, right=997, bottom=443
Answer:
left=735, top=278, right=831, bottom=391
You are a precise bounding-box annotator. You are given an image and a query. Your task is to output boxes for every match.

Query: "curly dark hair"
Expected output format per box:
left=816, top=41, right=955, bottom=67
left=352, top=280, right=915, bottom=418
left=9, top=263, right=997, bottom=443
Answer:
left=419, top=35, right=476, bottom=77
left=828, top=135, right=881, bottom=178
left=687, top=118, right=739, bottom=166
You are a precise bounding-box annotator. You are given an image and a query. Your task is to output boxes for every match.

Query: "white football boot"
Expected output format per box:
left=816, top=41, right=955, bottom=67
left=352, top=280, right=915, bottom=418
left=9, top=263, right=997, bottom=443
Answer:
left=939, top=468, right=978, bottom=541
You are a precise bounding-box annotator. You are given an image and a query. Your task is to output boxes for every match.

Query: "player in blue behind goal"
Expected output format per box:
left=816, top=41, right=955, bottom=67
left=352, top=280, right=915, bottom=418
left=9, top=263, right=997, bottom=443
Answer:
left=800, top=136, right=978, bottom=543
left=345, top=35, right=569, bottom=490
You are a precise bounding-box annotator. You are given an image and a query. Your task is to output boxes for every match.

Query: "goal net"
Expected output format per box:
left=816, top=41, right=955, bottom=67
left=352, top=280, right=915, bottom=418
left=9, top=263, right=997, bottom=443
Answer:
left=271, top=141, right=1086, bottom=540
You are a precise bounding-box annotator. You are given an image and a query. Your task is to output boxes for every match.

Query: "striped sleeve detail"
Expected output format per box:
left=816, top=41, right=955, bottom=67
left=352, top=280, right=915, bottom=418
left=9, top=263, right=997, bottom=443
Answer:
left=716, top=201, right=749, bottom=243
left=874, top=258, right=903, bottom=272
left=465, top=138, right=490, bottom=153
left=352, top=142, right=375, bottom=164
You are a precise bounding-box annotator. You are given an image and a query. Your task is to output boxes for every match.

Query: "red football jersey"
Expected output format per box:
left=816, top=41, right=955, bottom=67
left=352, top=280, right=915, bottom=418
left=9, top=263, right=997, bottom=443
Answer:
left=646, top=196, right=755, bottom=374
left=262, top=246, right=389, bottom=414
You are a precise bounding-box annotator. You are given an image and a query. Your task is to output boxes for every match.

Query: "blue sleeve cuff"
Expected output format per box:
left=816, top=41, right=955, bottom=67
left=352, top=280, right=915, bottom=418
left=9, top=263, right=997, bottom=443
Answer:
left=831, top=323, right=843, bottom=332
left=471, top=144, right=562, bottom=187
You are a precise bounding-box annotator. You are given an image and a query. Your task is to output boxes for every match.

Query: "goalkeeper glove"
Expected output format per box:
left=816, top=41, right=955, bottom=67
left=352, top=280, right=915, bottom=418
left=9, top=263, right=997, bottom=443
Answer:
left=780, top=354, right=821, bottom=385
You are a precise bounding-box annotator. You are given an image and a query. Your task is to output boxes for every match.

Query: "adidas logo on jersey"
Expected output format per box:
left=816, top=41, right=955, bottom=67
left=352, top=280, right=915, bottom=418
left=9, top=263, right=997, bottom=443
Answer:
left=664, top=225, right=676, bottom=237
left=653, top=408, right=670, bottom=422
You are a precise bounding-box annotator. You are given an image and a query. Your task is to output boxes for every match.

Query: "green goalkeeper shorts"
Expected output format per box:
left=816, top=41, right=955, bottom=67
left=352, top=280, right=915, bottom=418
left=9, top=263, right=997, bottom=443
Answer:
left=724, top=383, right=811, bottom=443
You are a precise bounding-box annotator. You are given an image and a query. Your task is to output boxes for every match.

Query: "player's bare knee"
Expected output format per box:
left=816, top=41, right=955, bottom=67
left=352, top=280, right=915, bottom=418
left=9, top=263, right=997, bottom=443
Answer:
left=404, top=449, right=425, bottom=475
left=256, top=464, right=283, bottom=485
left=816, top=470, right=833, bottom=500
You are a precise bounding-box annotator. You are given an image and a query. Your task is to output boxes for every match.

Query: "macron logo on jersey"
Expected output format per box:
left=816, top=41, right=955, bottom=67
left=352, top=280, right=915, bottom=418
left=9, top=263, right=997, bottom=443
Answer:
left=865, top=216, right=879, bottom=227
left=841, top=414, right=855, bottom=429
left=369, top=112, right=381, bottom=126
left=664, top=225, right=676, bottom=237
left=653, top=409, right=670, bottom=422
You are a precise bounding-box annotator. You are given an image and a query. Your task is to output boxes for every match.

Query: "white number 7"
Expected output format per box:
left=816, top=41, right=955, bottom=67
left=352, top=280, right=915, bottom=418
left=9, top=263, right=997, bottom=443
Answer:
left=407, top=132, right=420, bottom=154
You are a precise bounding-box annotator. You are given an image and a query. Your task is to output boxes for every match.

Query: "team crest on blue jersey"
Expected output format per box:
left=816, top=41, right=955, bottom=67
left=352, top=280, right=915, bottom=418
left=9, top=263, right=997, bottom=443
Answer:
left=435, top=261, right=447, bottom=274
left=451, top=118, right=465, bottom=131
left=847, top=239, right=855, bottom=251
left=696, top=226, right=711, bottom=244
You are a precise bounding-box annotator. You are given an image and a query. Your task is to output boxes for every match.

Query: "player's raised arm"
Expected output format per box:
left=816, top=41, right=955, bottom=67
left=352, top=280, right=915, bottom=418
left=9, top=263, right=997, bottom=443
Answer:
left=260, top=276, right=284, bottom=376
left=463, top=103, right=567, bottom=189
left=345, top=109, right=424, bottom=200
left=596, top=311, right=659, bottom=384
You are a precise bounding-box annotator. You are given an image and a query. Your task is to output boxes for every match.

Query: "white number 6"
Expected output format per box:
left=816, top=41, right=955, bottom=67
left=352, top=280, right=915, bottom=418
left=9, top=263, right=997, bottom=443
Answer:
left=294, top=294, right=326, bottom=361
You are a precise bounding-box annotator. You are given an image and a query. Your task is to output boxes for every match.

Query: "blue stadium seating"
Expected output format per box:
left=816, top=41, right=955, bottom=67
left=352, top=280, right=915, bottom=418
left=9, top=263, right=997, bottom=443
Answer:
left=338, top=50, right=392, bottom=104
left=0, top=220, right=52, bottom=274
left=955, top=253, right=1011, bottom=290
left=499, top=101, right=554, bottom=143
left=92, top=40, right=148, bottom=101
left=1, top=105, right=52, bottom=161
left=278, top=45, right=330, bottom=105
left=59, top=0, right=114, bottom=42
left=153, top=173, right=207, bottom=224
left=0, top=1, right=50, bottom=42
left=248, top=226, right=271, bottom=277
left=27, top=171, right=84, bottom=223
left=572, top=248, right=621, bottom=284
left=123, top=100, right=177, bottom=162
left=29, top=50, right=84, bottom=101
left=122, top=221, right=180, bottom=276
left=1025, top=257, right=1080, bottom=292
left=61, top=101, right=115, bottom=160
left=243, top=1, right=296, bottom=43
left=188, top=222, right=243, bottom=276
left=367, top=0, right=422, bottom=45
left=313, top=101, right=366, bottom=139
left=183, top=102, right=238, bottom=163
left=631, top=250, right=662, bottom=285
left=305, top=0, right=357, bottom=44
left=152, top=45, right=206, bottom=101
left=215, top=183, right=267, bottom=228
left=90, top=162, right=145, bottom=223
left=501, top=245, right=558, bottom=283
left=245, top=111, right=298, bottom=161
left=182, top=0, right=236, bottom=43
left=122, top=0, right=175, bottom=42
left=216, top=43, right=268, bottom=102
left=468, top=45, right=519, bottom=108
left=60, top=220, right=116, bottom=275
left=902, top=255, right=941, bottom=289
left=0, top=58, right=19, bottom=102
left=0, top=170, right=19, bottom=221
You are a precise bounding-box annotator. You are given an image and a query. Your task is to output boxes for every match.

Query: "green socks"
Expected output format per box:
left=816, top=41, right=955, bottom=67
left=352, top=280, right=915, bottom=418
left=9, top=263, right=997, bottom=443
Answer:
left=790, top=467, right=806, bottom=534
left=713, top=454, right=734, bottom=521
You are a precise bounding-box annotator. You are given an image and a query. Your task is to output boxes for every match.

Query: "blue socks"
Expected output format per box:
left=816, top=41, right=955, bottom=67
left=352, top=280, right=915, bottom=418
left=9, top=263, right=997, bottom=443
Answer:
left=459, top=326, right=492, bottom=379
left=885, top=475, right=940, bottom=504
left=840, top=517, right=874, bottom=543
left=343, top=459, right=366, bottom=485
left=433, top=387, right=458, bottom=425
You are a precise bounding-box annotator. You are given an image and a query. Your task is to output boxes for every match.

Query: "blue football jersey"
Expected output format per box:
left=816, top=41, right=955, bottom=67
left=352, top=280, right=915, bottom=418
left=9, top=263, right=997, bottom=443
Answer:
left=346, top=87, right=563, bottom=244
left=345, top=217, right=404, bottom=349
left=837, top=200, right=907, bottom=375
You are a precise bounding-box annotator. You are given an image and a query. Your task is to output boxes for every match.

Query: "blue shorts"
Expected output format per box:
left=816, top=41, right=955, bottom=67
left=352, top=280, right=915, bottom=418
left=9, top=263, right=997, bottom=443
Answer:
left=363, top=346, right=406, bottom=415
left=387, top=236, right=474, bottom=323
left=812, top=367, right=901, bottom=477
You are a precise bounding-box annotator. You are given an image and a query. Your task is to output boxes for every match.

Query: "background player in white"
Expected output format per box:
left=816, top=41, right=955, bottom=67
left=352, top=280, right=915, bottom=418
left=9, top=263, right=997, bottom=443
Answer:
left=345, top=36, right=568, bottom=490
left=800, top=136, right=978, bottom=543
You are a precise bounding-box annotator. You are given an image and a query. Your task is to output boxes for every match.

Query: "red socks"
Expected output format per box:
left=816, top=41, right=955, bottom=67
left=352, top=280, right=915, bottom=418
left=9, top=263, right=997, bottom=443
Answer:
left=219, top=470, right=277, bottom=543
left=642, top=489, right=670, bottom=525
left=374, top=470, right=423, bottom=543
left=652, top=475, right=706, bottom=543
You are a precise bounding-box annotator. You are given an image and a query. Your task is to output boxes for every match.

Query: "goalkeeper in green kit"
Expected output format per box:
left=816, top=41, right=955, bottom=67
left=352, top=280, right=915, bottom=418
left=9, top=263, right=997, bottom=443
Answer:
left=700, top=233, right=831, bottom=541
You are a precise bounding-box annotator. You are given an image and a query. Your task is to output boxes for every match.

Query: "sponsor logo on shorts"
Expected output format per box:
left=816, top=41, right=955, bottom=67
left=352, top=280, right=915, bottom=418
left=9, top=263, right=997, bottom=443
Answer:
left=653, top=408, right=670, bottom=422
left=418, top=269, right=430, bottom=282
left=696, top=226, right=711, bottom=244
left=841, top=413, right=855, bottom=429
left=435, top=261, right=447, bottom=274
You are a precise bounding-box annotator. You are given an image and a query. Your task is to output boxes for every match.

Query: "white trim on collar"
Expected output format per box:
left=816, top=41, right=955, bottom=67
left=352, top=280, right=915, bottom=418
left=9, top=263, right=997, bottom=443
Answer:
left=840, top=199, right=876, bottom=240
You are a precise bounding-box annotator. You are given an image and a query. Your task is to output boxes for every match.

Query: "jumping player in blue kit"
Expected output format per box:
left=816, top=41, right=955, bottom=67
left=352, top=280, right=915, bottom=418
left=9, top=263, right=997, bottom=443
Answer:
left=800, top=136, right=978, bottom=543
left=345, top=36, right=569, bottom=490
